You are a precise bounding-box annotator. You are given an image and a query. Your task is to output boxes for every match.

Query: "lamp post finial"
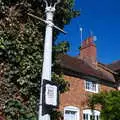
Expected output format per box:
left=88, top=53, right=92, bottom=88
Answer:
left=43, top=0, right=60, bottom=7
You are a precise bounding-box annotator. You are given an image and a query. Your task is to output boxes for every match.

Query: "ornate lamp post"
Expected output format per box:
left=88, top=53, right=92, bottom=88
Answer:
left=38, top=0, right=65, bottom=120
left=28, top=0, right=66, bottom=119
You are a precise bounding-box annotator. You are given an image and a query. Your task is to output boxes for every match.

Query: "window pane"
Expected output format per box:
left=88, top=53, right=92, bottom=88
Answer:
left=96, top=115, right=99, bottom=120
left=64, top=110, right=76, bottom=120
left=83, top=114, right=86, bottom=120
left=85, top=80, right=98, bottom=92
left=90, top=115, right=93, bottom=120
left=83, top=114, right=88, bottom=120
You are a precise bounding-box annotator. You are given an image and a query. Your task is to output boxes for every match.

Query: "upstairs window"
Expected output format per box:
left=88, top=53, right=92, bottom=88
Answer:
left=85, top=80, right=99, bottom=93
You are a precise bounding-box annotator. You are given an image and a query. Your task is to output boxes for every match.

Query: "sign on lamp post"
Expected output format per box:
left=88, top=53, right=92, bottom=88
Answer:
left=43, top=80, right=59, bottom=108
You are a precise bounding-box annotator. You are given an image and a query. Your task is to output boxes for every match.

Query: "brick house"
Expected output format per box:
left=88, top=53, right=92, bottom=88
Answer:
left=58, top=36, right=117, bottom=120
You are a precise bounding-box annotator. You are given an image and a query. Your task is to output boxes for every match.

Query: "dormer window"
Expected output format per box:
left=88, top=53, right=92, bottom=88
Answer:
left=85, top=80, right=99, bottom=93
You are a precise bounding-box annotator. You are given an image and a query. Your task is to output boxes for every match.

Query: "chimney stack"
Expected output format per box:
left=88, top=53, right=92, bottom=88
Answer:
left=79, top=36, right=97, bottom=66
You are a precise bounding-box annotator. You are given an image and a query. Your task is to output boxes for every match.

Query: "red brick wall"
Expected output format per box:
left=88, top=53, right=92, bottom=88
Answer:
left=80, top=45, right=96, bottom=64
left=59, top=74, right=115, bottom=120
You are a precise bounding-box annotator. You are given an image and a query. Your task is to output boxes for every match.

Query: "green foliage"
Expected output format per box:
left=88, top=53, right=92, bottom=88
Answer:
left=4, top=99, right=37, bottom=120
left=52, top=72, right=69, bottom=93
left=0, top=0, right=79, bottom=119
left=50, top=110, right=63, bottom=120
left=89, top=91, right=120, bottom=120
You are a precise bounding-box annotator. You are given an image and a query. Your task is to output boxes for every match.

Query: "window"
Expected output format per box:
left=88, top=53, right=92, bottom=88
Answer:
left=64, top=106, right=80, bottom=120
left=83, top=109, right=100, bottom=120
left=85, top=80, right=99, bottom=93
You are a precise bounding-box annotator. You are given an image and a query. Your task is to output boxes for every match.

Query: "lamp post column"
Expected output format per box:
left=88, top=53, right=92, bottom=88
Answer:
left=42, top=6, right=55, bottom=81
left=38, top=6, right=55, bottom=120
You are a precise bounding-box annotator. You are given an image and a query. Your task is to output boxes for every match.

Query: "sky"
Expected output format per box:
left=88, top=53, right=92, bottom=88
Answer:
left=57, top=0, right=120, bottom=64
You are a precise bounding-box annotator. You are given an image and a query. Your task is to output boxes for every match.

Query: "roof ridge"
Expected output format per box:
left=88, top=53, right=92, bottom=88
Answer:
left=59, top=54, right=116, bottom=82
left=98, top=63, right=117, bottom=74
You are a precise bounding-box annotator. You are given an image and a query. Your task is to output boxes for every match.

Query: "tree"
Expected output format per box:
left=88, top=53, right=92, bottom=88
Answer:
left=89, top=91, right=120, bottom=120
left=0, top=0, right=79, bottom=119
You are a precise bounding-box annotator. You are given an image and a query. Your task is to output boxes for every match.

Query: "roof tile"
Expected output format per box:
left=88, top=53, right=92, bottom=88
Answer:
left=59, top=54, right=115, bottom=82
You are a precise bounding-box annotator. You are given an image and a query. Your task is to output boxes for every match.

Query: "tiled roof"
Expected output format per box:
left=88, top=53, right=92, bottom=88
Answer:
left=107, top=60, right=120, bottom=71
left=58, top=54, right=115, bottom=83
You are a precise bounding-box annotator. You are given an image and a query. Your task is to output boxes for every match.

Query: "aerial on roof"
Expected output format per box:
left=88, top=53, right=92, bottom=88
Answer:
left=58, top=54, right=116, bottom=83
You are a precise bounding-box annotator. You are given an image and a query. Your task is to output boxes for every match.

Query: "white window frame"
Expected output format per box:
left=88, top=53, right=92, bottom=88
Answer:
left=85, top=80, right=99, bottom=93
left=83, top=109, right=100, bottom=120
left=64, top=106, right=80, bottom=120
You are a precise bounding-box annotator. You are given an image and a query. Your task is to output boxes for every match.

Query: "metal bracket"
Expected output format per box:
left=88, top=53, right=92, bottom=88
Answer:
left=27, top=13, right=67, bottom=34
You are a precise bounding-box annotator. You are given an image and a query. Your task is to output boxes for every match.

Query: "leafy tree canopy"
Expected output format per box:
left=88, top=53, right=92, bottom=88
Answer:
left=89, top=91, right=120, bottom=120
left=0, top=0, right=79, bottom=119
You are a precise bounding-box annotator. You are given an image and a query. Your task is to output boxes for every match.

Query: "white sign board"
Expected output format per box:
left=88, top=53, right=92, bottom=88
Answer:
left=45, top=84, right=57, bottom=106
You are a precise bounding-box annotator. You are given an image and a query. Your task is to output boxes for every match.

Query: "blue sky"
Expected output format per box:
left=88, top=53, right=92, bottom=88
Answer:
left=57, top=0, right=120, bottom=64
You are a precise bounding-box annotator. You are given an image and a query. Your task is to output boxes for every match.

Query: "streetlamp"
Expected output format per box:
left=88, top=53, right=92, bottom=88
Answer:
left=28, top=0, right=66, bottom=119
left=37, top=0, right=65, bottom=120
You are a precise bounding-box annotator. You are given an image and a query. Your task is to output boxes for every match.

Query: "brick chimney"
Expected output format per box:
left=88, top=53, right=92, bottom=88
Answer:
left=79, top=36, right=97, bottom=65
